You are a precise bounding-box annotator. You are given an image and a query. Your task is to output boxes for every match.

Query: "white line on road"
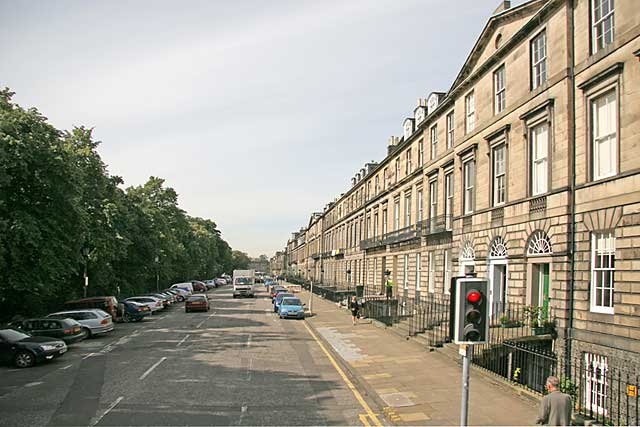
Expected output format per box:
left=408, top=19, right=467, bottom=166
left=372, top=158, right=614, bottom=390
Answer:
left=246, top=334, right=252, bottom=348
left=82, top=352, right=97, bottom=360
left=139, top=357, right=167, bottom=380
left=59, top=364, right=73, bottom=370
left=90, top=396, right=123, bottom=427
left=177, top=334, right=190, bottom=347
left=24, top=382, right=43, bottom=387
left=196, top=320, right=205, bottom=329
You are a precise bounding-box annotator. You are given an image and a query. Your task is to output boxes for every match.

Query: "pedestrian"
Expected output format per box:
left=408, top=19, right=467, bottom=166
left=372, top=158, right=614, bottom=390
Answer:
left=349, top=295, right=360, bottom=325
left=537, top=375, right=572, bottom=426
left=385, top=278, right=394, bottom=298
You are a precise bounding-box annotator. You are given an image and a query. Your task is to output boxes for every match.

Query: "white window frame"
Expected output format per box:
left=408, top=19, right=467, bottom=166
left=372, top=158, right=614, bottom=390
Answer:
left=430, top=124, right=438, bottom=160
left=428, top=251, right=435, bottom=293
left=395, top=159, right=400, bottom=183
left=591, top=89, right=617, bottom=181
left=418, top=139, right=424, bottom=166
left=591, top=0, right=615, bottom=54
left=382, top=209, right=387, bottom=235
left=417, top=189, right=423, bottom=222
left=465, top=91, right=475, bottom=134
left=415, top=253, right=422, bottom=292
left=530, top=122, right=549, bottom=196
left=444, top=249, right=452, bottom=294
left=446, top=111, right=455, bottom=149
left=445, top=172, right=454, bottom=229
left=493, top=65, right=506, bottom=114
left=393, top=201, right=400, bottom=231
left=463, top=159, right=475, bottom=214
left=403, top=254, right=409, bottom=290
left=493, top=144, right=506, bottom=206
left=405, top=193, right=412, bottom=227
left=531, top=31, right=547, bottom=89
left=406, top=149, right=412, bottom=174
left=590, top=231, right=615, bottom=314
left=584, top=352, right=609, bottom=416
left=429, top=179, right=438, bottom=221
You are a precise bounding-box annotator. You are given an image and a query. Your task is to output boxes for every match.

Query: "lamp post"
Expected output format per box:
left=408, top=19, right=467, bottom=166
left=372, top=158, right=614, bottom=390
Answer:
left=308, top=267, right=314, bottom=316
left=81, top=245, right=90, bottom=298
left=346, top=268, right=352, bottom=293
left=155, top=255, right=160, bottom=293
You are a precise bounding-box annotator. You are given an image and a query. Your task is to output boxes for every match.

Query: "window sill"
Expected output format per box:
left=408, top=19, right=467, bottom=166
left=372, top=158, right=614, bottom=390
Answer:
left=589, top=306, right=614, bottom=315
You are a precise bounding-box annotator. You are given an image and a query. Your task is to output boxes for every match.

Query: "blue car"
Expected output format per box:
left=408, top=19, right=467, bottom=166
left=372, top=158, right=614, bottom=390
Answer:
left=279, top=297, right=305, bottom=319
left=273, top=292, right=294, bottom=313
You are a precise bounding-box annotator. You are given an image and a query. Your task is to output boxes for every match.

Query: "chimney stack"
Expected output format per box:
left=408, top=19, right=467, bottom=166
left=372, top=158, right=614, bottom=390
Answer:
left=493, top=0, right=511, bottom=14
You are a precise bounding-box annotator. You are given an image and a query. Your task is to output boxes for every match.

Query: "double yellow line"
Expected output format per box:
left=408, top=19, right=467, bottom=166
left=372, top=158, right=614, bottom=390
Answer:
left=302, top=322, right=383, bottom=427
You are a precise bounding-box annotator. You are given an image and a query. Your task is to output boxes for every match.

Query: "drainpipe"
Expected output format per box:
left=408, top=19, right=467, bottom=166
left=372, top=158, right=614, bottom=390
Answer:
left=566, top=0, right=577, bottom=375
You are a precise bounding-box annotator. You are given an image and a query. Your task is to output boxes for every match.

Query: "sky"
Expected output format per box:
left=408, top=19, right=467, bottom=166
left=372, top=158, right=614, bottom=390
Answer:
left=0, top=0, right=524, bottom=258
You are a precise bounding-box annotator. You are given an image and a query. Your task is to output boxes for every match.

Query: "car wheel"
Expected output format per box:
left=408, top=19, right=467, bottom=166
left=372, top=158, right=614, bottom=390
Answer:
left=82, top=327, right=92, bottom=338
left=14, top=351, right=35, bottom=368
left=79, top=328, right=90, bottom=340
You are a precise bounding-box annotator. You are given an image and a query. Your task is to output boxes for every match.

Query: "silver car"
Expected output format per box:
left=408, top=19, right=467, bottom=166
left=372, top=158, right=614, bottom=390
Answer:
left=47, top=309, right=115, bottom=337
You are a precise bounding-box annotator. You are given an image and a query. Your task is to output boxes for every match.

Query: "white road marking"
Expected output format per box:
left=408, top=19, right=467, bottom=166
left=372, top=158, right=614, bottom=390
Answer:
left=139, top=356, right=167, bottom=380
left=241, top=405, right=248, bottom=412
left=24, top=382, right=43, bottom=387
left=82, top=352, right=97, bottom=360
left=59, top=364, right=73, bottom=370
left=90, top=396, right=123, bottom=427
left=246, top=334, right=252, bottom=348
left=177, top=334, right=190, bottom=347
left=196, top=320, right=205, bottom=329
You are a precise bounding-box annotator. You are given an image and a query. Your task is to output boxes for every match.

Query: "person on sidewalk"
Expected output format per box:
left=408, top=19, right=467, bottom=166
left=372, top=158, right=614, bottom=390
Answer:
left=349, top=295, right=360, bottom=325
left=385, top=278, right=394, bottom=299
left=537, top=375, right=572, bottom=426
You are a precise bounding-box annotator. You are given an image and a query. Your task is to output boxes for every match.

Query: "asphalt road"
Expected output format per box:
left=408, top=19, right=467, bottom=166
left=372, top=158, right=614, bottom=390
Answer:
left=0, top=286, right=372, bottom=426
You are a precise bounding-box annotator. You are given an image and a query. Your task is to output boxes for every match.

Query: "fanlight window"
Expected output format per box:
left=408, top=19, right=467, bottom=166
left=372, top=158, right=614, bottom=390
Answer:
left=460, top=241, right=475, bottom=261
left=489, top=236, right=508, bottom=258
left=527, top=230, right=552, bottom=256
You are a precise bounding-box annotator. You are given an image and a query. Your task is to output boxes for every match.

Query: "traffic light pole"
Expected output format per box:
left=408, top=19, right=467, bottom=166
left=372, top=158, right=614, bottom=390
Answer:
left=460, top=344, right=471, bottom=426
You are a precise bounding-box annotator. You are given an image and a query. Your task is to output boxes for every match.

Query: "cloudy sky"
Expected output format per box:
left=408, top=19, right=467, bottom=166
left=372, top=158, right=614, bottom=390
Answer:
left=1, top=0, right=521, bottom=257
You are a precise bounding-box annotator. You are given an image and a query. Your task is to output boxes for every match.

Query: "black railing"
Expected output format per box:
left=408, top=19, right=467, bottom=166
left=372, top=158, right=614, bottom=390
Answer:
left=407, top=294, right=452, bottom=347
left=360, top=236, right=385, bottom=250
left=421, top=215, right=453, bottom=236
left=381, top=224, right=420, bottom=245
left=362, top=296, right=408, bottom=326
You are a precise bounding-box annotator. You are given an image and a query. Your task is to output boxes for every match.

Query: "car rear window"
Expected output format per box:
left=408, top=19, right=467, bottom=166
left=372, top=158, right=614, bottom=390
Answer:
left=188, top=296, right=206, bottom=302
left=282, top=298, right=301, bottom=306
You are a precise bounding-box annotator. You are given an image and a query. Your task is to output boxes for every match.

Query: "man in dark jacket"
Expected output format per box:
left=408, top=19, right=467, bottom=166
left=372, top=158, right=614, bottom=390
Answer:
left=537, top=376, right=572, bottom=426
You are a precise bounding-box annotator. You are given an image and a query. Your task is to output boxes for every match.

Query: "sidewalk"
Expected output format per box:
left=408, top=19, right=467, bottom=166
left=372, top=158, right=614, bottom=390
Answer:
left=293, top=285, right=540, bottom=426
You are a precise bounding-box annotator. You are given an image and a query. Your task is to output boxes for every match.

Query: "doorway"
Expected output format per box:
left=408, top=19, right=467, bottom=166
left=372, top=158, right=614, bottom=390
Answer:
left=488, top=261, right=507, bottom=316
left=530, top=263, right=550, bottom=313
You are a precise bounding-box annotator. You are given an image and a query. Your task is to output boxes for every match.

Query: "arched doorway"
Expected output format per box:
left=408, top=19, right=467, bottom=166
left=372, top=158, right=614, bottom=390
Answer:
left=488, top=236, right=508, bottom=315
left=526, top=230, right=553, bottom=314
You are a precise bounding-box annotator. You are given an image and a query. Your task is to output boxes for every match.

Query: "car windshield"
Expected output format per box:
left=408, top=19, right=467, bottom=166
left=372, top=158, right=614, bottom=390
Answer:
left=282, top=298, right=302, bottom=306
left=0, top=329, right=31, bottom=342
left=236, top=277, right=252, bottom=285
left=188, top=296, right=205, bottom=302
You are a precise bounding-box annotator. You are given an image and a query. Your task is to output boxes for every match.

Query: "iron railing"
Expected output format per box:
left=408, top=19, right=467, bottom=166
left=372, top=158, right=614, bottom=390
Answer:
left=421, top=215, right=453, bottom=236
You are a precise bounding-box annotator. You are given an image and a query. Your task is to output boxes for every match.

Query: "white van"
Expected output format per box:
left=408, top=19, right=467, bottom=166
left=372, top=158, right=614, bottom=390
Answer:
left=170, top=282, right=194, bottom=294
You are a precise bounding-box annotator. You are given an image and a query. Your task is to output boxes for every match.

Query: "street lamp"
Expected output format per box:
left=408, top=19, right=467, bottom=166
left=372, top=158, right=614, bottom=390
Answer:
left=346, top=268, right=352, bottom=292
left=308, top=267, right=314, bottom=317
left=81, top=245, right=91, bottom=298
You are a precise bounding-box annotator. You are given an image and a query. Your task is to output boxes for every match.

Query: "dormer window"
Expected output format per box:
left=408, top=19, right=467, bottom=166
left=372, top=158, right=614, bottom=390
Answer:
left=404, top=119, right=415, bottom=140
left=415, top=107, right=426, bottom=124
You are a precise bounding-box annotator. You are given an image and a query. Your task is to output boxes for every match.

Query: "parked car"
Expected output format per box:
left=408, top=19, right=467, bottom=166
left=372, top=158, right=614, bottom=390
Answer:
left=10, top=318, right=87, bottom=344
left=124, top=296, right=164, bottom=313
left=271, top=286, right=288, bottom=300
left=64, top=296, right=119, bottom=321
left=279, top=297, right=305, bottom=319
left=185, top=294, right=210, bottom=313
left=191, top=281, right=207, bottom=293
left=116, top=300, right=151, bottom=322
left=171, top=282, right=194, bottom=294
left=0, top=328, right=67, bottom=368
left=215, top=278, right=227, bottom=287
left=203, top=280, right=217, bottom=290
left=47, top=309, right=115, bottom=337
left=145, top=293, right=171, bottom=307
left=165, top=288, right=188, bottom=302
left=273, top=292, right=294, bottom=313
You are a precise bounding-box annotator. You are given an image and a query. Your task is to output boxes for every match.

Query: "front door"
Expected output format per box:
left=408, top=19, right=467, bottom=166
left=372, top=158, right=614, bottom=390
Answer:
left=531, top=263, right=550, bottom=313
left=489, top=262, right=507, bottom=316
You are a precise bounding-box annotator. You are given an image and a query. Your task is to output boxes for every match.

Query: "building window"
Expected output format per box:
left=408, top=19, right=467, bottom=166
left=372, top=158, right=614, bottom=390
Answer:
left=465, top=91, right=475, bottom=134
left=403, top=254, right=409, bottom=290
left=591, top=0, right=614, bottom=54
left=492, top=144, right=506, bottom=206
left=591, top=89, right=617, bottom=180
left=383, top=168, right=388, bottom=190
left=418, top=139, right=424, bottom=166
left=416, top=253, right=422, bottom=291
left=530, top=122, right=548, bottom=196
left=393, top=200, right=400, bottom=230
left=591, top=232, right=615, bottom=314
left=375, top=175, right=380, bottom=194
left=417, top=189, right=423, bottom=222
left=463, top=159, right=475, bottom=214
left=382, top=209, right=387, bottom=235
left=429, top=179, right=438, bottom=221
left=406, top=149, right=412, bottom=174
left=428, top=251, right=435, bottom=293
left=446, top=111, right=454, bottom=149
left=445, top=172, right=454, bottom=229
left=430, top=125, right=438, bottom=160
left=444, top=249, right=452, bottom=294
left=405, top=193, right=411, bottom=226
left=531, top=31, right=547, bottom=89
left=374, top=212, right=379, bottom=237
left=584, top=353, right=609, bottom=416
left=395, top=159, right=400, bottom=183
left=493, top=65, right=506, bottom=114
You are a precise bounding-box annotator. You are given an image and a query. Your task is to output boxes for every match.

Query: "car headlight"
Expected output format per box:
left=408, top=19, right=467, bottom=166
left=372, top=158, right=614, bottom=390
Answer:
left=40, top=344, right=57, bottom=351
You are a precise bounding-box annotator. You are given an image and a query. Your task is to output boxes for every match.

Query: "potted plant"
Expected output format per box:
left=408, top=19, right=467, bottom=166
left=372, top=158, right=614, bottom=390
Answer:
left=500, top=314, right=522, bottom=328
left=525, top=305, right=554, bottom=335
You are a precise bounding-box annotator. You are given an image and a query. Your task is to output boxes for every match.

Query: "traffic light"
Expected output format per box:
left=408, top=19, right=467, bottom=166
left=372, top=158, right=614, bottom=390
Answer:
left=453, top=277, right=489, bottom=344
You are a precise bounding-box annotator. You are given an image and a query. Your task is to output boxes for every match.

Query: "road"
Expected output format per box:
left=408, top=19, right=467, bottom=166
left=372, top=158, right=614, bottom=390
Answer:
left=0, top=286, right=379, bottom=426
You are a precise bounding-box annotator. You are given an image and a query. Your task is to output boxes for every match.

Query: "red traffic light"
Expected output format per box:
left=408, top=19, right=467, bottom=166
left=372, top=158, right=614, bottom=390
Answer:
left=467, top=290, right=481, bottom=303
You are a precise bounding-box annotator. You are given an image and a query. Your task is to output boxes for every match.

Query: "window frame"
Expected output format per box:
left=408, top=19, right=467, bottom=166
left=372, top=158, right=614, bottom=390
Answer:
left=591, top=0, right=615, bottom=54
left=530, top=30, right=547, bottom=90
left=465, top=91, right=475, bottom=134
left=590, top=231, right=615, bottom=314
left=393, top=199, right=400, bottom=231
left=404, top=192, right=412, bottom=227
left=492, top=143, right=507, bottom=206
left=417, top=189, right=424, bottom=222
left=493, top=65, right=506, bottom=114
left=428, top=251, right=435, bottom=293
left=415, top=253, right=422, bottom=291
left=463, top=158, right=475, bottom=215
left=590, top=88, right=618, bottom=181
left=430, top=124, right=438, bottom=160
left=529, top=121, right=550, bottom=196
left=418, top=139, right=424, bottom=166
left=429, top=178, right=438, bottom=222
left=406, top=149, right=412, bottom=175
left=446, top=111, right=455, bottom=149
left=444, top=170, right=454, bottom=229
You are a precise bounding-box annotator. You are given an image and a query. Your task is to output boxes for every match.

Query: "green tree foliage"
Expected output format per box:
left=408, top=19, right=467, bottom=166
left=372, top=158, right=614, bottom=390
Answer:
left=0, top=89, right=236, bottom=321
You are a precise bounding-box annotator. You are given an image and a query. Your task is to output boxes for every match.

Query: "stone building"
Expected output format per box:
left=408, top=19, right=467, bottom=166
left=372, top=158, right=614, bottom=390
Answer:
left=278, top=0, right=640, bottom=407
